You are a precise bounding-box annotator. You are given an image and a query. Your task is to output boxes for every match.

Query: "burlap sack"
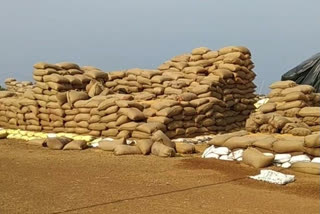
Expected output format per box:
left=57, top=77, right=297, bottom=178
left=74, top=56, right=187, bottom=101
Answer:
left=136, top=139, right=154, bottom=155
left=259, top=124, right=278, bottom=133
left=281, top=85, right=314, bottom=95
left=99, top=138, right=126, bottom=151
left=252, top=136, right=277, bottom=150
left=288, top=128, right=312, bottom=136
left=242, top=148, right=274, bottom=168
left=291, top=162, right=320, bottom=175
left=152, top=130, right=175, bottom=148
left=276, top=100, right=306, bottom=111
left=304, top=147, right=320, bottom=157
left=26, top=139, right=46, bottom=147
left=46, top=137, right=72, bottom=150
left=88, top=123, right=107, bottom=131
left=298, top=107, right=320, bottom=117
left=33, top=62, right=61, bottom=70
left=259, top=103, right=276, bottom=113
left=223, top=136, right=256, bottom=149
left=67, top=91, right=89, bottom=105
left=117, top=130, right=131, bottom=139
left=43, top=74, right=69, bottom=83
left=156, top=106, right=183, bottom=117
left=114, top=145, right=142, bottom=156
left=273, top=140, right=304, bottom=153
left=268, top=115, right=290, bottom=129
left=269, top=80, right=297, bottom=89
left=137, top=122, right=166, bottom=134
left=118, top=108, right=145, bottom=121
left=101, top=129, right=119, bottom=137
left=63, top=140, right=88, bottom=150
left=74, top=113, right=90, bottom=122
left=175, top=143, right=195, bottom=154
left=304, top=134, right=320, bottom=148
left=101, top=113, right=118, bottom=123
left=151, top=142, right=176, bottom=157
left=119, top=122, right=139, bottom=131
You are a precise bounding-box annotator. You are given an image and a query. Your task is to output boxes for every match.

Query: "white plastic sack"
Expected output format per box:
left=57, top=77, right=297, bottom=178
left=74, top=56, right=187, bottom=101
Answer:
left=202, top=145, right=219, bottom=159
left=231, top=149, right=244, bottom=160
left=274, top=154, right=292, bottom=163
left=213, top=147, right=230, bottom=155
left=250, top=170, right=295, bottom=185
left=219, top=155, right=233, bottom=161
left=311, top=157, right=320, bottom=163
left=281, top=162, right=291, bottom=168
left=289, top=155, right=311, bottom=164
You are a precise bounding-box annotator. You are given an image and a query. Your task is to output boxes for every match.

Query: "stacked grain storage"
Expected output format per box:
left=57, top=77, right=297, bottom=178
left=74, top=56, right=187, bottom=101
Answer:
left=246, top=80, right=320, bottom=135
left=5, top=78, right=33, bottom=95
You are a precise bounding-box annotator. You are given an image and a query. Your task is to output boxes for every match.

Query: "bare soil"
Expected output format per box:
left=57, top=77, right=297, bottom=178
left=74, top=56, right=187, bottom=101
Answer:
left=0, top=139, right=319, bottom=214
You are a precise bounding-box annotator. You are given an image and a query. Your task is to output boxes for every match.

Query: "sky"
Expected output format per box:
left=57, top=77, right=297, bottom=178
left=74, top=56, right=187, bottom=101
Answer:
left=0, top=0, right=319, bottom=93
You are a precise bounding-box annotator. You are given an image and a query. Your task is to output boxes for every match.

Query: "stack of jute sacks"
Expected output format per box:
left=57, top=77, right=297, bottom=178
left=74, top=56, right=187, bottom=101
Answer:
left=246, top=80, right=320, bottom=135
left=102, top=46, right=256, bottom=137
left=0, top=46, right=257, bottom=142
left=5, top=78, right=33, bottom=95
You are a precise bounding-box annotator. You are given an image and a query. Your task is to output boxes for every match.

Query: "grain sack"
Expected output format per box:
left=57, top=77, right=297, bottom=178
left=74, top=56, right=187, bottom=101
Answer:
left=46, top=137, right=72, bottom=150
left=304, top=134, right=320, bottom=148
left=88, top=123, right=106, bottom=131
left=269, top=80, right=297, bottom=89
left=114, top=145, right=142, bottom=156
left=151, top=142, right=176, bottom=157
left=208, top=131, right=248, bottom=146
left=276, top=100, right=306, bottom=110
left=291, top=162, right=320, bottom=175
left=63, top=140, right=88, bottom=150
left=101, top=113, right=118, bottom=123
left=283, top=92, right=308, bottom=102
left=152, top=130, right=175, bottom=148
left=156, top=106, right=183, bottom=117
left=288, top=128, right=311, bottom=136
left=136, top=139, right=154, bottom=155
left=119, top=122, right=139, bottom=131
left=88, top=82, right=103, bottom=97
left=268, top=115, right=290, bottom=129
left=175, top=143, right=195, bottom=154
left=281, top=85, right=314, bottom=95
left=118, top=108, right=145, bottom=121
left=67, top=91, right=89, bottom=105
left=99, top=138, right=126, bottom=151
left=26, top=139, right=46, bottom=147
left=245, top=118, right=259, bottom=133
left=117, top=130, right=131, bottom=139
left=273, top=140, right=304, bottom=153
left=252, top=136, right=277, bottom=150
left=304, top=148, right=320, bottom=157
left=242, top=148, right=274, bottom=168
left=298, top=107, right=320, bottom=117
left=259, top=103, right=276, bottom=113
left=101, top=129, right=119, bottom=137
left=131, top=131, right=151, bottom=139
left=74, top=113, right=90, bottom=122
left=223, top=136, right=256, bottom=149
left=137, top=122, right=166, bottom=134
left=33, top=62, right=61, bottom=70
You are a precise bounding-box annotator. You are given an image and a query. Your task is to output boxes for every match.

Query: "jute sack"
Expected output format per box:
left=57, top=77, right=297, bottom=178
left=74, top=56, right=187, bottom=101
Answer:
left=304, top=148, right=320, bottom=157
left=304, top=134, right=320, bottom=148
left=118, top=108, right=145, bottom=121
left=252, top=136, right=277, bottom=150
left=268, top=115, right=290, bottom=129
left=283, top=92, right=308, bottom=102
left=136, top=139, right=154, bottom=155
left=119, top=122, right=140, bottom=131
left=291, top=162, right=320, bottom=175
left=67, top=91, right=89, bottom=105
left=242, top=148, right=274, bottom=168
left=269, top=80, right=297, bottom=89
left=114, top=145, right=142, bottom=156
left=131, top=131, right=151, bottom=139
left=208, top=131, right=248, bottom=146
left=281, top=85, right=314, bottom=96
left=175, top=143, right=195, bottom=154
left=156, top=106, right=183, bottom=117
left=298, top=107, right=320, bottom=117
left=46, top=137, right=72, bottom=150
left=273, top=140, right=304, bottom=153
left=276, top=100, right=306, bottom=110
left=117, top=130, right=131, bottom=139
left=25, top=139, right=46, bottom=147
left=88, top=123, right=107, bottom=131
left=288, top=128, right=312, bottom=136
left=151, top=142, right=176, bottom=157
left=102, top=129, right=119, bottom=137
left=152, top=130, right=175, bottom=148
left=259, top=103, right=276, bottom=113
left=259, top=124, right=278, bottom=133
left=136, top=122, right=166, bottom=134
left=99, top=138, right=126, bottom=151
left=63, top=140, right=88, bottom=150
left=245, top=117, right=259, bottom=133
left=223, top=136, right=256, bottom=149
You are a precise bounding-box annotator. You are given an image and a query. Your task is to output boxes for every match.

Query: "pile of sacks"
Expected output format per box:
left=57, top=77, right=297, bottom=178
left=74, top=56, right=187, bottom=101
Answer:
left=5, top=78, right=33, bottom=95
left=0, top=46, right=257, bottom=140
left=246, top=81, right=320, bottom=135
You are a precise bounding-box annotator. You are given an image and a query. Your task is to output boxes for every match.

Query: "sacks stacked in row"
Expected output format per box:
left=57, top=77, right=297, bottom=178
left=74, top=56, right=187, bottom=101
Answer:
left=208, top=131, right=320, bottom=157
left=246, top=81, right=320, bottom=134
left=4, top=78, right=33, bottom=95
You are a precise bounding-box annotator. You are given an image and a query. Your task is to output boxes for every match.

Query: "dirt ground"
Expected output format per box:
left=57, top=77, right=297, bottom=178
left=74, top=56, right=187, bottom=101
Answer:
left=0, top=139, right=319, bottom=214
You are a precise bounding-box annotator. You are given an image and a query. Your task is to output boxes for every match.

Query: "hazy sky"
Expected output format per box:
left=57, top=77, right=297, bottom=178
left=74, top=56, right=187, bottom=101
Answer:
left=0, top=0, right=319, bottom=93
